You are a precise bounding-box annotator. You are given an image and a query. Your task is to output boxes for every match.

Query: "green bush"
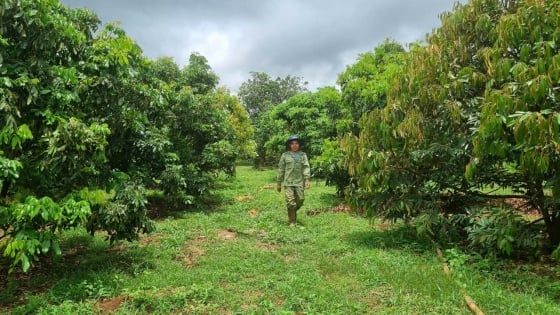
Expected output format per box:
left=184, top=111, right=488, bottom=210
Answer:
left=466, top=207, right=543, bottom=257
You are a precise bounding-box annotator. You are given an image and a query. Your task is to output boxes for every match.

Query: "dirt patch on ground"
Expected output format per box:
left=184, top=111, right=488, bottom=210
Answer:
left=176, top=229, right=240, bottom=268
left=363, top=288, right=392, bottom=312
left=240, top=290, right=265, bottom=311
left=236, top=194, right=253, bottom=201
left=139, top=233, right=164, bottom=246
left=248, top=208, right=259, bottom=218
left=255, top=241, right=278, bottom=252
left=179, top=244, right=206, bottom=268
left=243, top=229, right=267, bottom=238
left=375, top=220, right=393, bottom=231
left=306, top=203, right=363, bottom=216
left=95, top=295, right=128, bottom=314
left=176, top=236, right=207, bottom=268
left=218, top=229, right=237, bottom=240
left=503, top=198, right=541, bottom=218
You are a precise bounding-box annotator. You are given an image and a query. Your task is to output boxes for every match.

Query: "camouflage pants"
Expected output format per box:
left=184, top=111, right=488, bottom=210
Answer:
left=285, top=186, right=304, bottom=224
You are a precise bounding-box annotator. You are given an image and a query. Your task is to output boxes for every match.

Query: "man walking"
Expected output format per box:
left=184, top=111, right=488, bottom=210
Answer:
left=277, top=135, right=311, bottom=227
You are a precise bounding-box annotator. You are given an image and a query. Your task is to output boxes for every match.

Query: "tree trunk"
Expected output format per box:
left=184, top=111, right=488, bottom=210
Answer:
left=546, top=211, right=560, bottom=248
left=529, top=179, right=560, bottom=248
left=0, top=180, right=10, bottom=201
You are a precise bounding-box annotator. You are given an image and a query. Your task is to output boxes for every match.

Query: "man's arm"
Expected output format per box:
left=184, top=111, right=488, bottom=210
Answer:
left=277, top=153, right=286, bottom=192
left=303, top=153, right=311, bottom=189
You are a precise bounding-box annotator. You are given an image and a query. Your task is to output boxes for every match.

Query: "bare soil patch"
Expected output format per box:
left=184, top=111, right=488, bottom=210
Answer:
left=236, top=194, right=253, bottom=201
left=248, top=208, right=259, bottom=217
left=503, top=198, right=540, bottom=218
left=218, top=229, right=237, bottom=240
left=255, top=241, right=278, bottom=252
left=139, top=232, right=163, bottom=246
left=306, top=203, right=363, bottom=216
left=176, top=236, right=207, bottom=268
left=283, top=254, right=299, bottom=262
left=95, top=295, right=128, bottom=314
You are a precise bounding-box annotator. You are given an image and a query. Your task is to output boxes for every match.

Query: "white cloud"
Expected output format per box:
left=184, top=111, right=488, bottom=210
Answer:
left=60, top=0, right=466, bottom=92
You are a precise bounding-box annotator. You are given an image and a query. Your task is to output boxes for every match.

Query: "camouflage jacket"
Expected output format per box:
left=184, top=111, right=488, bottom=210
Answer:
left=277, top=151, right=310, bottom=187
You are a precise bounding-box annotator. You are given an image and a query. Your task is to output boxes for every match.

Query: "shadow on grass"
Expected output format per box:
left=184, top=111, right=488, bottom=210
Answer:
left=147, top=193, right=228, bottom=220
left=343, top=223, right=434, bottom=253
left=316, top=191, right=341, bottom=206
left=147, top=195, right=191, bottom=220
left=0, top=233, right=155, bottom=308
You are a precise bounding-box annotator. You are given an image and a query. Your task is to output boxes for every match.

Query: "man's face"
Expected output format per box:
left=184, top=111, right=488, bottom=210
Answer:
left=289, top=140, right=300, bottom=152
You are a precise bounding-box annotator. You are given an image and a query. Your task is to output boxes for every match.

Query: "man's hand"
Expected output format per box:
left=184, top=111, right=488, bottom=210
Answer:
left=277, top=184, right=282, bottom=192
left=305, top=180, right=311, bottom=189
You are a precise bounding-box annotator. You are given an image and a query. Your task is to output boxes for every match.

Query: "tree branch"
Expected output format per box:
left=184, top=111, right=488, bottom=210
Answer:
left=467, top=191, right=531, bottom=200
left=528, top=217, right=545, bottom=226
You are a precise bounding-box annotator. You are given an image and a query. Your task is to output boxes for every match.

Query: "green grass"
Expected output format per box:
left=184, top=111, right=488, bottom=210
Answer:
left=2, top=166, right=560, bottom=314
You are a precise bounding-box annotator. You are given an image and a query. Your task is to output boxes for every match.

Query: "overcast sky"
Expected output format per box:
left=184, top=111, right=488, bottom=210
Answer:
left=60, top=0, right=465, bottom=93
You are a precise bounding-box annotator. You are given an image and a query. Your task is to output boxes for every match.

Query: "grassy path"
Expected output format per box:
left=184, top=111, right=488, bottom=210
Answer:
left=2, top=166, right=560, bottom=314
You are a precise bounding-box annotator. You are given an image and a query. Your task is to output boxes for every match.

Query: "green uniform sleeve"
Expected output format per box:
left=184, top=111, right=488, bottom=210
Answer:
left=277, top=153, right=286, bottom=185
left=303, top=153, right=310, bottom=181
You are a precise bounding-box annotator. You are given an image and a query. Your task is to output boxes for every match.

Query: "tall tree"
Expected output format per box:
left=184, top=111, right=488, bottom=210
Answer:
left=0, top=0, right=238, bottom=271
left=238, top=71, right=307, bottom=119
left=150, top=56, right=182, bottom=86
left=337, top=38, right=406, bottom=133
left=468, top=0, right=560, bottom=248
left=325, top=39, right=405, bottom=196
left=182, top=52, right=219, bottom=94
left=213, top=87, right=257, bottom=160
left=257, top=87, right=343, bottom=167
left=342, top=0, right=560, bottom=256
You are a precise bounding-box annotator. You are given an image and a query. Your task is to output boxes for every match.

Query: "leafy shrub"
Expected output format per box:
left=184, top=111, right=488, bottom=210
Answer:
left=160, top=163, right=197, bottom=206
left=86, top=180, right=155, bottom=243
left=0, top=196, right=91, bottom=271
left=465, top=207, right=543, bottom=257
left=312, top=139, right=350, bottom=197
left=414, top=210, right=468, bottom=244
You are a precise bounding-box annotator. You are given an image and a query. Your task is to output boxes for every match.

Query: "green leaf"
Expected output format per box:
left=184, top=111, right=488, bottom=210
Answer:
left=21, top=255, right=30, bottom=272
left=41, top=239, right=51, bottom=254
left=52, top=241, right=62, bottom=257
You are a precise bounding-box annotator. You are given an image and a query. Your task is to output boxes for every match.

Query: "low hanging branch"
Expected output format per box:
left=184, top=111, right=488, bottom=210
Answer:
left=466, top=191, right=531, bottom=200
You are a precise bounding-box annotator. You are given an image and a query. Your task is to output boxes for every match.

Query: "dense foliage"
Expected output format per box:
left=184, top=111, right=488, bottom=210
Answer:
left=255, top=87, right=344, bottom=177
left=239, top=72, right=309, bottom=167
left=0, top=0, right=253, bottom=271
left=341, top=0, right=560, bottom=256
left=321, top=39, right=406, bottom=196
left=238, top=71, right=308, bottom=120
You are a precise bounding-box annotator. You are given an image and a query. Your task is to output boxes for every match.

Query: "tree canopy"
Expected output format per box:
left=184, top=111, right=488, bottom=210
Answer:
left=341, top=0, right=560, bottom=256
left=237, top=71, right=308, bottom=120
left=0, top=0, right=252, bottom=271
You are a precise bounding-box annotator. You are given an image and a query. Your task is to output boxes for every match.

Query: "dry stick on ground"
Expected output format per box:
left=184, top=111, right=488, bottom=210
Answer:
left=435, top=248, right=485, bottom=315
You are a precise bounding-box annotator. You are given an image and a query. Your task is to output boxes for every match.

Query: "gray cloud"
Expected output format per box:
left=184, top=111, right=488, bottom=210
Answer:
left=60, top=0, right=465, bottom=92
